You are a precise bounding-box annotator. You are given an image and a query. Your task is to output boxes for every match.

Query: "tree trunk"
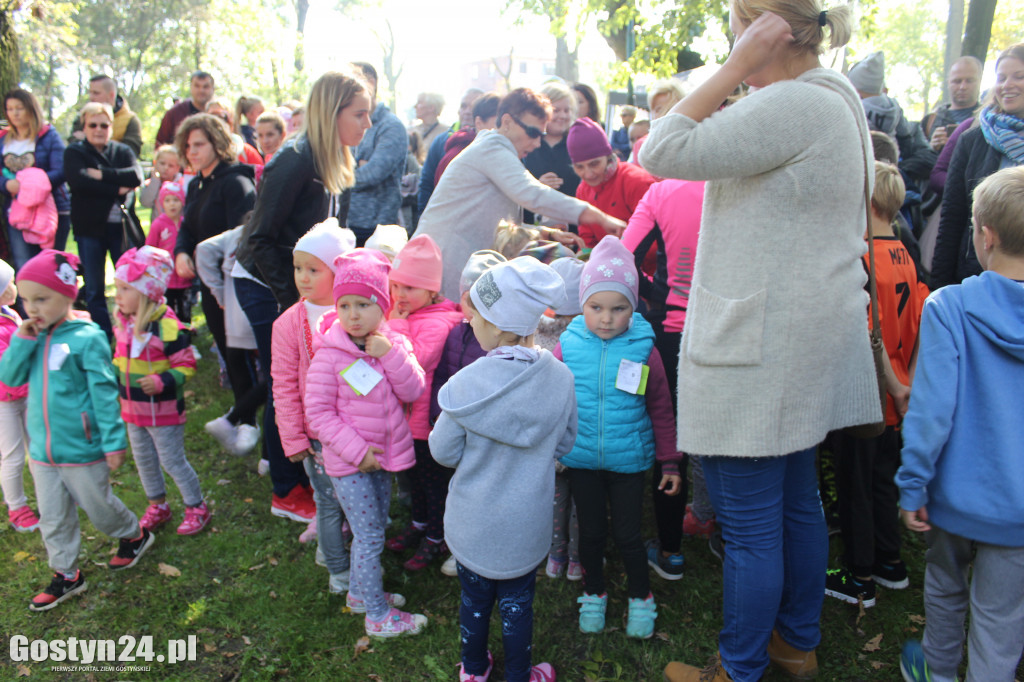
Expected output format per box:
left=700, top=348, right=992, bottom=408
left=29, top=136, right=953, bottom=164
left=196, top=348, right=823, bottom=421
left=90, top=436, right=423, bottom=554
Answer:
left=0, top=9, right=19, bottom=98
left=942, top=0, right=966, bottom=102
left=555, top=35, right=579, bottom=82
left=961, top=0, right=997, bottom=66
left=295, top=0, right=309, bottom=72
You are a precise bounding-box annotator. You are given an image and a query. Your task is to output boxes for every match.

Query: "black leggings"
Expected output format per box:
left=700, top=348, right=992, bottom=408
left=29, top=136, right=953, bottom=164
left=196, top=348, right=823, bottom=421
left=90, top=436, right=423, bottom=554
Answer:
left=199, top=280, right=261, bottom=426
left=407, top=439, right=452, bottom=541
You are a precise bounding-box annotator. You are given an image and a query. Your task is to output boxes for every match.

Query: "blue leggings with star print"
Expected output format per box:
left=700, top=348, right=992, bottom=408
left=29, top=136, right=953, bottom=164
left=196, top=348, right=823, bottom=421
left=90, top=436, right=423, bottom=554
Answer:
left=457, top=562, right=537, bottom=681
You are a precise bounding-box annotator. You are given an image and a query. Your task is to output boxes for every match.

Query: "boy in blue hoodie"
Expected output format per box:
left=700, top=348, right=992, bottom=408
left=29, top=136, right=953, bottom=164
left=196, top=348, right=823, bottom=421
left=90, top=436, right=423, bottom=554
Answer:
left=430, top=257, right=577, bottom=682
left=896, top=166, right=1024, bottom=682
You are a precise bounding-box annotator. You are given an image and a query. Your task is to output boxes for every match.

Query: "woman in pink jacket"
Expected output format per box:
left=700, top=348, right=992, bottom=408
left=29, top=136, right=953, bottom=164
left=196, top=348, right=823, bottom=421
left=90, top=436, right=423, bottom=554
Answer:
left=304, top=248, right=428, bottom=639
left=381, top=234, right=463, bottom=572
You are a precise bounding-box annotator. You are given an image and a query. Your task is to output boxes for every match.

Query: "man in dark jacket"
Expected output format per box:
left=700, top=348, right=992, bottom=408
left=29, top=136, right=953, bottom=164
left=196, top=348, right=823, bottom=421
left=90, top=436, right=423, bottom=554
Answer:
left=922, top=57, right=983, bottom=153
left=155, top=71, right=215, bottom=147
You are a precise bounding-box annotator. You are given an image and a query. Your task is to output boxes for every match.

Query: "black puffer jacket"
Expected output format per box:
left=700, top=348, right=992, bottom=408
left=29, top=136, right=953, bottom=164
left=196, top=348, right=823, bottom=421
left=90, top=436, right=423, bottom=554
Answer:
left=235, top=135, right=349, bottom=309
left=175, top=161, right=256, bottom=259
left=63, top=140, right=142, bottom=239
left=930, top=126, right=1005, bottom=288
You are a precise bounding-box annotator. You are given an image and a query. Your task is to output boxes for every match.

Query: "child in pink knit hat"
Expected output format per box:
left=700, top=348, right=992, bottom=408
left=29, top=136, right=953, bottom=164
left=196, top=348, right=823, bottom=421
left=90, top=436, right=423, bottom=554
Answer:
left=112, top=245, right=207, bottom=536
left=304, top=248, right=429, bottom=638
left=384, top=233, right=464, bottom=572
left=145, top=181, right=193, bottom=322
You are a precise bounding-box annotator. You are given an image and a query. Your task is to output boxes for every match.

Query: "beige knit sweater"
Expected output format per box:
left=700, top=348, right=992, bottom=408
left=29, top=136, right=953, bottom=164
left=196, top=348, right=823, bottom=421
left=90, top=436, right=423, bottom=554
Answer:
left=640, top=68, right=881, bottom=457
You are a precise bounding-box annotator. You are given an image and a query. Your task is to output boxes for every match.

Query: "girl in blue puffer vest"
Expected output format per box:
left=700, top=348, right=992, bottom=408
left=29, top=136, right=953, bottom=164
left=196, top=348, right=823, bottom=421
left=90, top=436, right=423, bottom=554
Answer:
left=553, top=235, right=683, bottom=640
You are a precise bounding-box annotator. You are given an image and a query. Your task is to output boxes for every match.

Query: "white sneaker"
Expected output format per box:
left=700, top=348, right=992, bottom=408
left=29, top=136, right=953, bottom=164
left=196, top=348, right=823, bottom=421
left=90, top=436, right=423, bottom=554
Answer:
left=232, top=424, right=261, bottom=456
left=328, top=570, right=350, bottom=594
left=315, top=545, right=327, bottom=567
left=257, top=459, right=270, bottom=476
left=204, top=415, right=238, bottom=452
left=441, top=554, right=458, bottom=577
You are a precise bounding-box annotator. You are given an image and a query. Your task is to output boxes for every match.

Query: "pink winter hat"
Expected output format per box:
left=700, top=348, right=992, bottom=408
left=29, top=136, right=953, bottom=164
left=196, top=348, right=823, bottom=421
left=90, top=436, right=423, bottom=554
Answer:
left=157, top=181, right=186, bottom=211
left=16, top=249, right=80, bottom=300
left=580, top=235, right=638, bottom=309
left=567, top=116, right=613, bottom=164
left=115, top=245, right=175, bottom=302
left=390, top=234, right=443, bottom=292
left=333, top=248, right=392, bottom=313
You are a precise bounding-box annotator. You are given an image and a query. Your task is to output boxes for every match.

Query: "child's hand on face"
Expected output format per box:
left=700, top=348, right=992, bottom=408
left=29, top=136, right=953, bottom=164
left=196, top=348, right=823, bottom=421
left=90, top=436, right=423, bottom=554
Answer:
left=389, top=306, right=410, bottom=320
left=137, top=376, right=161, bottom=396
left=358, top=446, right=383, bottom=473
left=658, top=474, right=683, bottom=496
left=900, top=506, right=931, bottom=533
left=363, top=332, right=392, bottom=358
left=18, top=319, right=39, bottom=338
left=107, top=451, right=126, bottom=471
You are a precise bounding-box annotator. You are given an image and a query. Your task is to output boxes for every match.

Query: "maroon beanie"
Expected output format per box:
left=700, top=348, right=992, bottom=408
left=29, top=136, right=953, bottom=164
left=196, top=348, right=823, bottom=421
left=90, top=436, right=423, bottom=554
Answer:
left=17, top=249, right=81, bottom=300
left=567, top=117, right=613, bottom=164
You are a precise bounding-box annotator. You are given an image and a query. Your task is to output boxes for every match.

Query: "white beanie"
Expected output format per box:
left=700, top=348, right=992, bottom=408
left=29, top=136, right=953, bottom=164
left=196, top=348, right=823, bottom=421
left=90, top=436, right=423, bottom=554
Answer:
left=0, top=259, right=14, bottom=295
left=293, top=218, right=357, bottom=273
left=549, top=257, right=584, bottom=316
left=470, top=257, right=567, bottom=336
left=365, top=224, right=409, bottom=260
left=848, top=51, right=886, bottom=95
left=459, top=250, right=506, bottom=295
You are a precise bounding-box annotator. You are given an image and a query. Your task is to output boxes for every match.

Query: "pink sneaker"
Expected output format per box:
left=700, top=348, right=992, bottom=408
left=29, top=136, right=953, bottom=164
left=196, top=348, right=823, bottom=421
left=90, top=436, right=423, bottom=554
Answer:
left=139, top=503, right=172, bottom=530
left=9, top=505, right=40, bottom=532
left=177, top=502, right=210, bottom=535
left=299, top=516, right=318, bottom=543
left=346, top=591, right=406, bottom=614
left=529, top=662, right=556, bottom=681
left=459, top=651, right=494, bottom=681
left=566, top=560, right=583, bottom=581
left=364, top=607, right=427, bottom=638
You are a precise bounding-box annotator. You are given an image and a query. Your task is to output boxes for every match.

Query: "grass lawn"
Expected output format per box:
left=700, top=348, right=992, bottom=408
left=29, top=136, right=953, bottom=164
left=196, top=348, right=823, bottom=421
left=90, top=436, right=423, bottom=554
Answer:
left=0, top=305, right=1018, bottom=681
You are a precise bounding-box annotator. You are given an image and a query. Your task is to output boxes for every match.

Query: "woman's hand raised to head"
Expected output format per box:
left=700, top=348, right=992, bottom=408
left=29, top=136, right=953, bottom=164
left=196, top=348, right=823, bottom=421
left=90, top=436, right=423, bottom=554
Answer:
left=725, top=11, right=796, bottom=82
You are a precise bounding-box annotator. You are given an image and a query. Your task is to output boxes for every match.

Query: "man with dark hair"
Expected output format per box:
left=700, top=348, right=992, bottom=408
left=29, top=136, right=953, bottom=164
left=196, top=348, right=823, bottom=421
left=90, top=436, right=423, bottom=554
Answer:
left=346, top=62, right=407, bottom=245
left=922, top=56, right=983, bottom=152
left=155, top=71, right=216, bottom=147
left=70, top=75, right=143, bottom=156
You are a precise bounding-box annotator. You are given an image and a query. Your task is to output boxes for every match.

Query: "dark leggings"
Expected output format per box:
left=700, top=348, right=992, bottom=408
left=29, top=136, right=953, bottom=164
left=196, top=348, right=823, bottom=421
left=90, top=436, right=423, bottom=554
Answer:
left=651, top=325, right=686, bottom=554
left=199, top=280, right=260, bottom=427
left=458, top=563, right=537, bottom=682
left=407, top=438, right=451, bottom=541
left=164, top=287, right=193, bottom=325
left=569, top=468, right=649, bottom=599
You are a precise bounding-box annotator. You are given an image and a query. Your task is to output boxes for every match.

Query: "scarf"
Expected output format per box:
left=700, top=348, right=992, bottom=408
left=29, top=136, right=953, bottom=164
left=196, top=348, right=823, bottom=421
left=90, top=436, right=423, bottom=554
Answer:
left=979, top=106, right=1024, bottom=164
left=486, top=345, right=540, bottom=363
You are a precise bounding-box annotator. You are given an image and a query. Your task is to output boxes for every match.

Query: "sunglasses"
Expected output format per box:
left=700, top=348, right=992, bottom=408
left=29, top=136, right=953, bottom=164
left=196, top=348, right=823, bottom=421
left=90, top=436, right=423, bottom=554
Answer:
left=509, top=114, right=544, bottom=139
left=86, top=122, right=111, bottom=129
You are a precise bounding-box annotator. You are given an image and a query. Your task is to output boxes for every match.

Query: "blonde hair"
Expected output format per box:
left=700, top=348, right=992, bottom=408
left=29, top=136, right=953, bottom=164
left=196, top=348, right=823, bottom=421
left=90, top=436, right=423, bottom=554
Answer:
left=540, top=82, right=577, bottom=117
left=305, top=70, right=368, bottom=195
left=417, top=92, right=445, bottom=115
left=114, top=289, right=161, bottom=341
left=79, top=101, right=114, bottom=126
left=174, top=113, right=236, bottom=166
left=492, top=220, right=539, bottom=259
left=731, top=0, right=853, bottom=54
left=255, top=110, right=286, bottom=136
left=234, top=95, right=263, bottom=133
left=647, top=79, right=687, bottom=110
left=871, top=161, right=905, bottom=223
left=154, top=144, right=182, bottom=166
left=973, top=166, right=1024, bottom=257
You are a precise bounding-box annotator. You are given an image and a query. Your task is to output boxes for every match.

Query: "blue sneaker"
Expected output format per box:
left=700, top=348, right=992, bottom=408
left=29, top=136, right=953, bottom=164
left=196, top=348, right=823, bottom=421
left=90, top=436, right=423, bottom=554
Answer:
left=645, top=539, right=684, bottom=581
left=577, top=593, right=607, bottom=634
left=900, top=640, right=959, bottom=682
left=626, top=594, right=657, bottom=639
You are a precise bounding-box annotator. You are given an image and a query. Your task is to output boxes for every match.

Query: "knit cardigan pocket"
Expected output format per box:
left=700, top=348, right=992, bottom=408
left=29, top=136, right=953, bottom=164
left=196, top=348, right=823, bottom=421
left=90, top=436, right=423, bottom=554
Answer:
left=685, top=285, right=767, bottom=367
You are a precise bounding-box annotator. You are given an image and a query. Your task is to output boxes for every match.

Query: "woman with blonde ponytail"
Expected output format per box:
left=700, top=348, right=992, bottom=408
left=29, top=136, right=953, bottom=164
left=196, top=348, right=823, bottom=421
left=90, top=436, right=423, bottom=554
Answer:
left=641, top=3, right=874, bottom=681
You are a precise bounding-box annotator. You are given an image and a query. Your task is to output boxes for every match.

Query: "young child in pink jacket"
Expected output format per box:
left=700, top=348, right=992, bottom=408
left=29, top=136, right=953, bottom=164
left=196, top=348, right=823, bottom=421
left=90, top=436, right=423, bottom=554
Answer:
left=383, top=234, right=463, bottom=572
left=145, top=181, right=193, bottom=323
left=304, top=248, right=428, bottom=639
left=271, top=219, right=355, bottom=594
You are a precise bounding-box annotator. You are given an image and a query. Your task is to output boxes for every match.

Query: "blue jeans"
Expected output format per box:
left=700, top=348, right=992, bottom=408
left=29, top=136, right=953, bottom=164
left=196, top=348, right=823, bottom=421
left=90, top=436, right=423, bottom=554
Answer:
left=304, top=450, right=350, bottom=576
left=76, top=222, right=128, bottom=338
left=457, top=562, right=537, bottom=682
left=233, top=277, right=307, bottom=497
left=6, top=223, right=42, bottom=271
left=701, top=447, right=827, bottom=682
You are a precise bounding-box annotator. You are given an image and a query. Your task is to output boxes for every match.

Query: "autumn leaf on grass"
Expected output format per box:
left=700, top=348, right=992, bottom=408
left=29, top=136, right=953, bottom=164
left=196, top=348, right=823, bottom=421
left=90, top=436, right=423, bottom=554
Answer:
left=870, top=661, right=887, bottom=670
left=242, top=636, right=251, bottom=645
left=204, top=643, right=217, bottom=653
left=909, top=614, right=926, bottom=625
left=158, top=563, right=181, bottom=577
left=249, top=563, right=265, bottom=571
left=655, top=632, right=671, bottom=642
left=268, top=557, right=279, bottom=566
left=353, top=636, right=373, bottom=658
left=16, top=664, right=30, bottom=677
left=863, top=633, right=883, bottom=652
left=13, top=551, right=32, bottom=563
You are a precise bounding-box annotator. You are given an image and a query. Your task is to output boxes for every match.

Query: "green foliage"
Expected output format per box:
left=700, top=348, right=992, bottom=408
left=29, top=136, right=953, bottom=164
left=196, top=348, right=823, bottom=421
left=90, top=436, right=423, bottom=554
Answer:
left=868, top=0, right=946, bottom=118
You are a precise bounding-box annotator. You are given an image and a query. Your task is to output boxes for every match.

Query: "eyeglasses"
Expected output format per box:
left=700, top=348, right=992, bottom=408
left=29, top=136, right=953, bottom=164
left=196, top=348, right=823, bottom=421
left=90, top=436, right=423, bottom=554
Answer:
left=86, top=122, right=110, bottom=129
left=509, top=114, right=544, bottom=139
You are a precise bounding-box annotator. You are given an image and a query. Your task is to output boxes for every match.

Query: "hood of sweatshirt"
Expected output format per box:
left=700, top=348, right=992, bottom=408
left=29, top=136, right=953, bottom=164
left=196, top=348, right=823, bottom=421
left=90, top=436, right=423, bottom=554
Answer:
left=438, top=349, right=569, bottom=448
left=960, top=271, right=1024, bottom=361
left=859, top=94, right=905, bottom=137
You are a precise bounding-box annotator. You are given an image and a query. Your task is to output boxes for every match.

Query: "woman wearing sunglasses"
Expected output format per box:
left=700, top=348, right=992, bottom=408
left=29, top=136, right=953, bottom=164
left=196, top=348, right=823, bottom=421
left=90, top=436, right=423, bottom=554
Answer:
left=63, top=101, right=143, bottom=338
left=413, top=87, right=626, bottom=301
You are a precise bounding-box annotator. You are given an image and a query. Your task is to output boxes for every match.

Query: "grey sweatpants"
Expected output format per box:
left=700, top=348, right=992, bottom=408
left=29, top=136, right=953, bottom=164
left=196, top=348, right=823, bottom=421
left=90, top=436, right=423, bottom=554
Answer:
left=922, top=526, right=1024, bottom=682
left=127, top=423, right=203, bottom=507
left=31, top=460, right=140, bottom=573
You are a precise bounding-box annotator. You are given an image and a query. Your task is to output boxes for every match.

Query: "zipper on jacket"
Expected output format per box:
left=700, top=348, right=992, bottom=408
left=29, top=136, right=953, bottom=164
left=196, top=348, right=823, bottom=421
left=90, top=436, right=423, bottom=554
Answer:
left=42, top=329, right=55, bottom=465
left=598, top=339, right=607, bottom=470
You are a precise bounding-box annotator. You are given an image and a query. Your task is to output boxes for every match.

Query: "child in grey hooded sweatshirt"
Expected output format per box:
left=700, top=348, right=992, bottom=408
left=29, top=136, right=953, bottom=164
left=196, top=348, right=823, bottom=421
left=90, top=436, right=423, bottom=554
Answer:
left=430, top=257, right=578, bottom=682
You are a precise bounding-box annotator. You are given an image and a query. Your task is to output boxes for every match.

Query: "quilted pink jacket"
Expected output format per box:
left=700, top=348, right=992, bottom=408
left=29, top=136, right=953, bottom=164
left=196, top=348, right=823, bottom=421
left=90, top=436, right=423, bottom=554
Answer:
left=387, top=299, right=463, bottom=439
left=304, top=314, right=426, bottom=478
left=8, top=167, right=57, bottom=248
left=271, top=301, right=322, bottom=458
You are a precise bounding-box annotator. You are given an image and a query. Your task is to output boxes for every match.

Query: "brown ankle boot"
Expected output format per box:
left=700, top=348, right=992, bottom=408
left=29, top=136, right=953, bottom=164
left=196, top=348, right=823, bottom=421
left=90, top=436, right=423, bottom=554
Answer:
left=766, top=629, right=818, bottom=679
left=663, top=657, right=733, bottom=682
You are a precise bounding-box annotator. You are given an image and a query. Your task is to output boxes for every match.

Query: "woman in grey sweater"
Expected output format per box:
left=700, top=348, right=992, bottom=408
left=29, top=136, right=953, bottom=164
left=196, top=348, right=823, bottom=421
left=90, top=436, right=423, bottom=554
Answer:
left=640, top=2, right=880, bottom=681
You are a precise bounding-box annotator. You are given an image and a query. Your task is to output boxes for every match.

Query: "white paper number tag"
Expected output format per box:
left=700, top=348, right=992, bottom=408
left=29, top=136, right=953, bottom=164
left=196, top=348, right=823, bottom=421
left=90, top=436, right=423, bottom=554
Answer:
left=615, top=358, right=648, bottom=395
left=130, top=333, right=153, bottom=358
left=48, top=343, right=71, bottom=371
left=340, top=358, right=384, bottom=396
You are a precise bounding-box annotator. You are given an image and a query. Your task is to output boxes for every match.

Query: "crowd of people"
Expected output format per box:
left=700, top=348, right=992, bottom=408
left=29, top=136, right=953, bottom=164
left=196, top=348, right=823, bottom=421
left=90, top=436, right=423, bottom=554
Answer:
left=1, top=0, right=1023, bottom=680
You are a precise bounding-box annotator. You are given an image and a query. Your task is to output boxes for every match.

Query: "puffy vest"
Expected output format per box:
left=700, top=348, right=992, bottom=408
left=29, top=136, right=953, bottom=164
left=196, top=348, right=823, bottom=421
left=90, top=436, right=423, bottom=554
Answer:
left=560, top=313, right=656, bottom=473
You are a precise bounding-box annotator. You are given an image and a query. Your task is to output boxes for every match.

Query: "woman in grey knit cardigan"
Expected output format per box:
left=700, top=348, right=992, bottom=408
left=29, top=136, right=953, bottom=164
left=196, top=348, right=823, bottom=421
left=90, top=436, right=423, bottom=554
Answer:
left=640, top=2, right=880, bottom=681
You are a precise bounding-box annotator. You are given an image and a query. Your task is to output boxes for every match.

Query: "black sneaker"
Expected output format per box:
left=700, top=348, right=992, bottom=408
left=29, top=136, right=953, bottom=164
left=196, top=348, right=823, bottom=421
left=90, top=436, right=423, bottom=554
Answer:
left=824, top=568, right=876, bottom=607
left=109, top=527, right=155, bottom=570
left=30, top=571, right=88, bottom=611
left=645, top=539, right=684, bottom=581
left=872, top=561, right=909, bottom=590
left=708, top=528, right=726, bottom=562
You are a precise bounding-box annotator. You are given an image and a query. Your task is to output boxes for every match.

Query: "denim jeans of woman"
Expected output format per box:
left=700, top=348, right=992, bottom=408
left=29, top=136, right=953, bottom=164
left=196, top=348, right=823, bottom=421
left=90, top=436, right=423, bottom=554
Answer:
left=76, top=221, right=128, bottom=338
left=701, top=447, right=827, bottom=682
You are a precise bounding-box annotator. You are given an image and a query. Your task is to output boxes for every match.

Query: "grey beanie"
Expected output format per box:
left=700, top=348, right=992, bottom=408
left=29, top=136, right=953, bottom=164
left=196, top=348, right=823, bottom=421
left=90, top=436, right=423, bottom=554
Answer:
left=549, top=257, right=584, bottom=316
left=459, top=249, right=507, bottom=295
left=470, top=257, right=567, bottom=336
left=848, top=51, right=886, bottom=95
left=0, top=259, right=13, bottom=295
